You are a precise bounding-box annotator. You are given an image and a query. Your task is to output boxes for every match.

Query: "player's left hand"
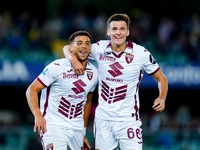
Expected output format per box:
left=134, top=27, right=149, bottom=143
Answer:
left=152, top=98, right=165, bottom=112
left=83, top=136, right=91, bottom=150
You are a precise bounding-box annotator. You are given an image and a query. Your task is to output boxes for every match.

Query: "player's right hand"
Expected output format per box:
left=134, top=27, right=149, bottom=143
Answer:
left=152, top=98, right=165, bottom=112
left=34, top=113, right=47, bottom=134
left=83, top=136, right=91, bottom=150
left=71, top=58, right=85, bottom=75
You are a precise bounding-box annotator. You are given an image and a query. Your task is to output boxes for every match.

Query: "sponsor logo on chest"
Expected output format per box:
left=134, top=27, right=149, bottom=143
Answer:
left=63, top=71, right=93, bottom=80
left=99, top=54, right=116, bottom=62
left=106, top=62, right=124, bottom=83
left=99, top=54, right=135, bottom=83
left=63, top=73, right=79, bottom=79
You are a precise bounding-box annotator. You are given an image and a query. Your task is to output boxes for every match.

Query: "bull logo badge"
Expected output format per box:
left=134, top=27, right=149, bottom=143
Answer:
left=87, top=71, right=93, bottom=80
left=125, top=54, right=134, bottom=64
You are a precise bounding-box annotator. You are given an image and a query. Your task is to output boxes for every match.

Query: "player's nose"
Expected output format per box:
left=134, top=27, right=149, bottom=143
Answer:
left=81, top=43, right=86, bottom=48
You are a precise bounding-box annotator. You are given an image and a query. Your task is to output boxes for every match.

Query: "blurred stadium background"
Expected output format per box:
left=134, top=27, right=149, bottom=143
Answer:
left=0, top=0, right=200, bottom=149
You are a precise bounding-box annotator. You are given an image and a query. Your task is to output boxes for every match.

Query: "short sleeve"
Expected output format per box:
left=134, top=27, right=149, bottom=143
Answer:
left=88, top=42, right=100, bottom=61
left=37, top=62, right=58, bottom=87
left=141, top=50, right=160, bottom=75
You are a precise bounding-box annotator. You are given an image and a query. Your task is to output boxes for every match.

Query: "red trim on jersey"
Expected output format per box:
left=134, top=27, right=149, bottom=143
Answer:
left=58, top=97, right=84, bottom=119
left=136, top=70, right=142, bottom=92
left=106, top=42, right=112, bottom=48
left=106, top=39, right=133, bottom=49
left=37, top=77, right=47, bottom=88
left=105, top=39, right=133, bottom=55
left=134, top=94, right=139, bottom=120
left=101, top=80, right=127, bottom=104
left=113, top=94, right=126, bottom=103
left=149, top=67, right=160, bottom=76
left=40, top=135, right=45, bottom=150
left=134, top=70, right=142, bottom=121
left=127, top=39, right=133, bottom=48
left=112, top=51, right=124, bottom=58
left=42, top=86, right=51, bottom=117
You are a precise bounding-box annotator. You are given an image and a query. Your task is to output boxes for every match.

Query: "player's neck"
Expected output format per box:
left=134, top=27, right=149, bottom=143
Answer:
left=111, top=42, right=127, bottom=53
left=81, top=60, right=87, bottom=70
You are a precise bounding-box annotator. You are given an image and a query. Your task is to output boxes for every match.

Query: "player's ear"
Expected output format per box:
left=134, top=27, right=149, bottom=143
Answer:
left=127, top=29, right=130, bottom=36
left=69, top=45, right=73, bottom=52
left=107, top=28, right=110, bottom=36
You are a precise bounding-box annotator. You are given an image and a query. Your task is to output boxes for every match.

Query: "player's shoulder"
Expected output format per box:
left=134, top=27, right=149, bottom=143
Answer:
left=46, top=58, right=71, bottom=70
left=97, top=40, right=110, bottom=45
left=92, top=40, right=111, bottom=48
left=132, top=42, right=151, bottom=56
left=50, top=58, right=70, bottom=66
left=86, top=61, right=98, bottom=73
left=133, top=43, right=147, bottom=52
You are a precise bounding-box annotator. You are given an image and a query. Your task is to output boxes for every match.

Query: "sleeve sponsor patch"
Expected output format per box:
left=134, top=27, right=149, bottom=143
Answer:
left=42, top=68, right=49, bottom=75
left=149, top=54, right=156, bottom=64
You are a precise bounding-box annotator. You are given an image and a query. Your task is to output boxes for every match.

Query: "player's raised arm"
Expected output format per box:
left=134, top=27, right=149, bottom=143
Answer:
left=26, top=79, right=47, bottom=134
left=63, top=45, right=85, bottom=75
left=152, top=69, right=168, bottom=112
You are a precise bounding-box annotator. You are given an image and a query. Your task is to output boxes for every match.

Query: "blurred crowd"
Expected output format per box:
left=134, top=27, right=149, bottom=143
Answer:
left=0, top=8, right=200, bottom=64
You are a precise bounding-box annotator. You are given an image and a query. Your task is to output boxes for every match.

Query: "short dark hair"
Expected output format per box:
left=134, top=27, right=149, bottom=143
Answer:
left=107, top=13, right=130, bottom=29
left=69, top=31, right=92, bottom=43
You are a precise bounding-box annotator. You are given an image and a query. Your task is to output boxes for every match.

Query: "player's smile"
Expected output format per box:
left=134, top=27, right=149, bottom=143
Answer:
left=115, top=36, right=122, bottom=40
left=78, top=48, right=89, bottom=60
left=80, top=49, right=87, bottom=55
left=114, top=36, right=123, bottom=43
left=78, top=48, right=90, bottom=60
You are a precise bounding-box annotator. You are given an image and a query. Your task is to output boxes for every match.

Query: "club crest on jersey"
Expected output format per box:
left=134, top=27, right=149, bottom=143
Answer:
left=125, top=54, right=134, bottom=64
left=46, top=143, right=54, bottom=150
left=87, top=71, right=93, bottom=80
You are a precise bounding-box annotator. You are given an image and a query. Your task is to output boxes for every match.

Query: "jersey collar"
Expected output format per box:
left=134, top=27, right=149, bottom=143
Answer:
left=85, top=61, right=93, bottom=70
left=104, top=38, right=133, bottom=55
left=70, top=61, right=92, bottom=71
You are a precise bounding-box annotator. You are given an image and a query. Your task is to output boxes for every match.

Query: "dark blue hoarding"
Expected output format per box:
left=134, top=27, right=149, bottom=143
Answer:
left=140, top=64, right=200, bottom=89
left=0, top=60, right=45, bottom=86
left=0, top=60, right=200, bottom=89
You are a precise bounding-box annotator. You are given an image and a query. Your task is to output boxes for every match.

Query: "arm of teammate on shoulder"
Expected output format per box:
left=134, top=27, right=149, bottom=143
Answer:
left=152, top=69, right=168, bottom=112
left=83, top=92, right=93, bottom=150
left=26, top=79, right=47, bottom=134
left=63, top=45, right=84, bottom=75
